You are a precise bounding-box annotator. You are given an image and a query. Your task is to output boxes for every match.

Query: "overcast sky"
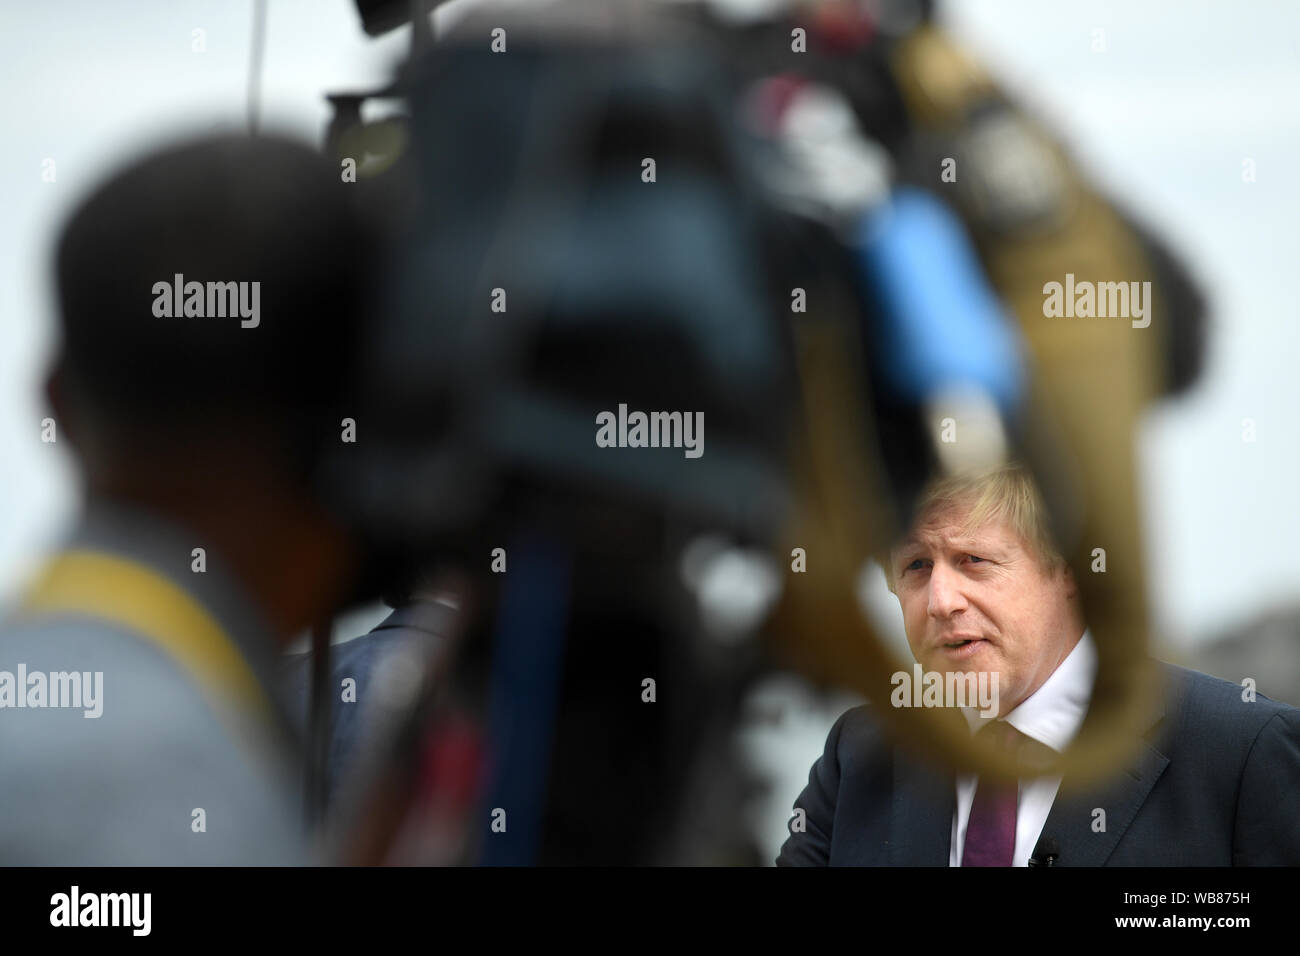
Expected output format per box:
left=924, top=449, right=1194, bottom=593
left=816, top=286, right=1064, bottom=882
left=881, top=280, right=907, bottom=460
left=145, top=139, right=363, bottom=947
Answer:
left=1, top=0, right=1296, bottom=649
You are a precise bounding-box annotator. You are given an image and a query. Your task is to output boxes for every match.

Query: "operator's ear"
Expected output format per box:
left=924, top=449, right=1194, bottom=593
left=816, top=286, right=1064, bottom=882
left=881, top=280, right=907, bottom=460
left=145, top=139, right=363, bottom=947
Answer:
left=44, top=358, right=75, bottom=446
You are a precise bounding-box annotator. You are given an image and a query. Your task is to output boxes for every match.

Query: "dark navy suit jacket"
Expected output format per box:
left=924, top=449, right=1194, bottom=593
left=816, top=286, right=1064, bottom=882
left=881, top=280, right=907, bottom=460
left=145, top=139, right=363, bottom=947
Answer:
left=284, top=599, right=449, bottom=806
left=777, top=662, right=1300, bottom=866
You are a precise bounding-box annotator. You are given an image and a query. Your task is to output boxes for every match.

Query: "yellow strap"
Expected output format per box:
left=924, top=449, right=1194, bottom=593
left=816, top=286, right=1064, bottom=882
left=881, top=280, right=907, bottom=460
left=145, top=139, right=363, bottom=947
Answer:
left=19, top=550, right=275, bottom=729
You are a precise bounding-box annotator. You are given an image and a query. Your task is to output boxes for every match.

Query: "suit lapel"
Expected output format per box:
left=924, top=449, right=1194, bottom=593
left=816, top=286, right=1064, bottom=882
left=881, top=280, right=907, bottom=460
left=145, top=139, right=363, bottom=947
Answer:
left=1031, top=679, right=1172, bottom=866
left=884, top=663, right=1177, bottom=866
left=1033, top=742, right=1169, bottom=865
left=890, top=747, right=956, bottom=865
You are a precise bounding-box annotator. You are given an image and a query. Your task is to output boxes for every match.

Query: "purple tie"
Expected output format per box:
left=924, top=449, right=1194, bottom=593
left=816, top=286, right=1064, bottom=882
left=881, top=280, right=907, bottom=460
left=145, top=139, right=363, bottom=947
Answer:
left=961, top=721, right=1026, bottom=867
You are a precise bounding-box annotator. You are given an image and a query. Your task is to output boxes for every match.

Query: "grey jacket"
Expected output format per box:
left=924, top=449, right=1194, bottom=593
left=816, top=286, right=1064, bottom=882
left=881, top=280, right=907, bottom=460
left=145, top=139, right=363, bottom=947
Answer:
left=0, top=502, right=309, bottom=865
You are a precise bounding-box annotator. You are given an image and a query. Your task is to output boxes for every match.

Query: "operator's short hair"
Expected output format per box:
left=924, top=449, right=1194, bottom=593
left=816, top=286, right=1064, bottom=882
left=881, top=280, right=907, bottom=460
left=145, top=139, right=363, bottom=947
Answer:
left=880, top=462, right=1066, bottom=593
left=53, top=132, right=376, bottom=467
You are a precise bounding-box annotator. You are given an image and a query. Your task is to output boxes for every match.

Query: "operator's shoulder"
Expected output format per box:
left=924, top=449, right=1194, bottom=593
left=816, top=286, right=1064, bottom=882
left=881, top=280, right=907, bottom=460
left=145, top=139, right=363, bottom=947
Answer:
left=0, top=613, right=200, bottom=690
left=0, top=613, right=263, bottom=763
left=1157, top=660, right=1299, bottom=739
left=0, top=615, right=306, bottom=864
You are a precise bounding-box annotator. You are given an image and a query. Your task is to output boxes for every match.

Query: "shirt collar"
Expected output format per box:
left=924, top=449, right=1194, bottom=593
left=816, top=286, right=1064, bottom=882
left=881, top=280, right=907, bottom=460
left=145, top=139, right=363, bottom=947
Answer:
left=961, top=627, right=1096, bottom=753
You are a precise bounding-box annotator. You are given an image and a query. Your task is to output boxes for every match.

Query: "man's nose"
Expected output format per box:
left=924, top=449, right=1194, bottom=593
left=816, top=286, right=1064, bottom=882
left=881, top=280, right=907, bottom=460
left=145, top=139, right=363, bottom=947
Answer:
left=926, top=562, right=968, bottom=618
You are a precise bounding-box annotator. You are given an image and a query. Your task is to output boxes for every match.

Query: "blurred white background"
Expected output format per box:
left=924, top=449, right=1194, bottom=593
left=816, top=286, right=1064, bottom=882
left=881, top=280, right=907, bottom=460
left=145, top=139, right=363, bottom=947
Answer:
left=1, top=0, right=1297, bottom=862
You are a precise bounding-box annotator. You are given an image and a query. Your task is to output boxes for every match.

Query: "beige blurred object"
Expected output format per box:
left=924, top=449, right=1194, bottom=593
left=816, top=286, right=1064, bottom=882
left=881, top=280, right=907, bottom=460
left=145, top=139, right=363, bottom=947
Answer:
left=768, top=23, right=1184, bottom=790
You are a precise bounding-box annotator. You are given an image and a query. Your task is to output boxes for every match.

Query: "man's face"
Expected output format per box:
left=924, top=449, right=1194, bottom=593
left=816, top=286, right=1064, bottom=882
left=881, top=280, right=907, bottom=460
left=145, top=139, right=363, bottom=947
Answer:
left=890, top=501, right=1082, bottom=716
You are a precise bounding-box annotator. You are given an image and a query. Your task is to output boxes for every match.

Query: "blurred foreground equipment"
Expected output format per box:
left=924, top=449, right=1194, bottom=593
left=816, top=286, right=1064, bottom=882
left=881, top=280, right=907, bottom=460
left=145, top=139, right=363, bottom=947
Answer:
left=322, top=0, right=802, bottom=864
left=313, top=0, right=1207, bottom=861
left=721, top=0, right=1206, bottom=789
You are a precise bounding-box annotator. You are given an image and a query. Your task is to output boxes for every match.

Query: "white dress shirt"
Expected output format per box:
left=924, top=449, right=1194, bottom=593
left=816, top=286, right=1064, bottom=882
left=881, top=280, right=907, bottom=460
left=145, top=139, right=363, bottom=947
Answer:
left=948, top=629, right=1096, bottom=866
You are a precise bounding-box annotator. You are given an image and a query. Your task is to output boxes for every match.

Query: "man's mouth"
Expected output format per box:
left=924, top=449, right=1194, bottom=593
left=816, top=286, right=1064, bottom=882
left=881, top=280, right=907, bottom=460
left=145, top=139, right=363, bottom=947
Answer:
left=938, top=636, right=988, bottom=653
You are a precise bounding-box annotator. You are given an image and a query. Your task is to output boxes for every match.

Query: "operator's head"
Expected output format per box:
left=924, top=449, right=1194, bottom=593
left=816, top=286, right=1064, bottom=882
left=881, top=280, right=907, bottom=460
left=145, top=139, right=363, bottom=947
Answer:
left=51, top=132, right=372, bottom=486
left=884, top=463, right=1085, bottom=717
left=48, top=133, right=377, bottom=639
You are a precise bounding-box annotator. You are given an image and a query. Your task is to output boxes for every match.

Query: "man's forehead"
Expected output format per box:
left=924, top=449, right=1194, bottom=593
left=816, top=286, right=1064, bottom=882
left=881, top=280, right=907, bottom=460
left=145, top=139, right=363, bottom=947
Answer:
left=894, top=529, right=991, bottom=550
left=892, top=513, right=1012, bottom=553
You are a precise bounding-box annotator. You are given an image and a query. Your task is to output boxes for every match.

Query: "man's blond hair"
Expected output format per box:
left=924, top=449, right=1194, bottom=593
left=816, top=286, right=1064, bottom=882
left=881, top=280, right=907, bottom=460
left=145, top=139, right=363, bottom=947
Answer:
left=882, top=463, right=1066, bottom=592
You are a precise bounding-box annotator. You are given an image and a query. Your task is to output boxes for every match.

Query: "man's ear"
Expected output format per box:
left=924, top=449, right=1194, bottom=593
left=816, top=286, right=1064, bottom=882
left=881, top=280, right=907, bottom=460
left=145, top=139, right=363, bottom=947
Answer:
left=1059, top=561, right=1078, bottom=598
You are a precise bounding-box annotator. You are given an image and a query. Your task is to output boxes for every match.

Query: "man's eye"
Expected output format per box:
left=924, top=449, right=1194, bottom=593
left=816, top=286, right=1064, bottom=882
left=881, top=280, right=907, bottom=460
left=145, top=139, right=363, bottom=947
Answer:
left=904, top=559, right=924, bottom=572
left=967, top=555, right=986, bottom=564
